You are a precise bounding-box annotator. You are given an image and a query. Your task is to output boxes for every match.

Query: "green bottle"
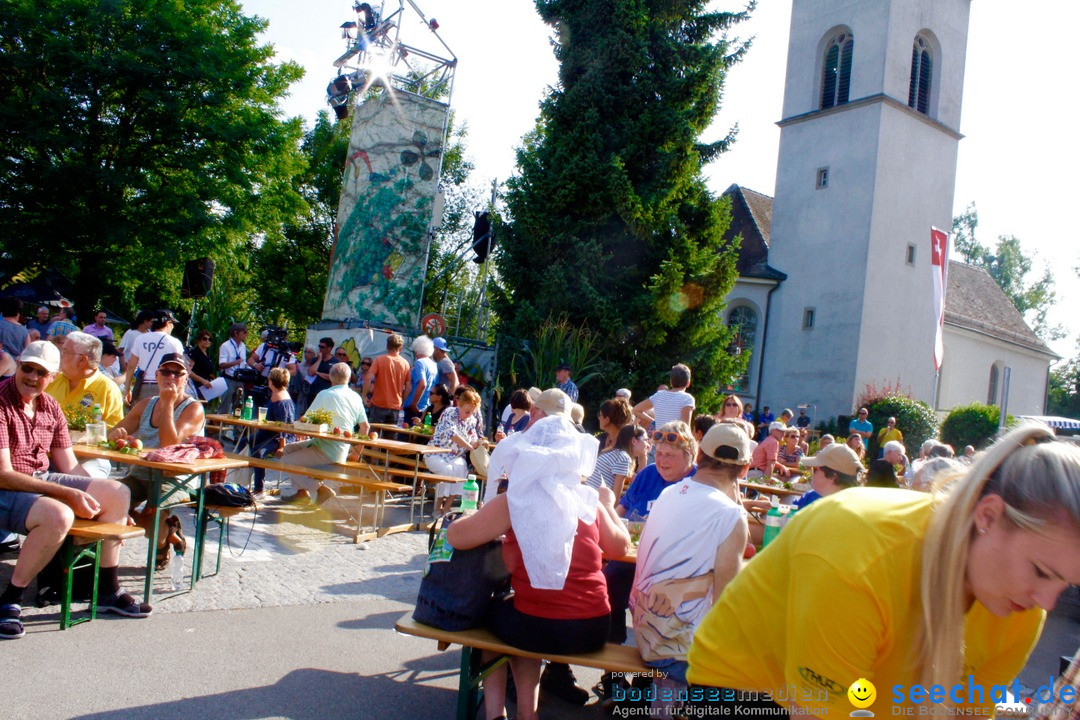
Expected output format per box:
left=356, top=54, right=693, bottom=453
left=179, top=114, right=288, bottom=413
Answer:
left=762, top=496, right=783, bottom=547
left=461, top=474, right=479, bottom=512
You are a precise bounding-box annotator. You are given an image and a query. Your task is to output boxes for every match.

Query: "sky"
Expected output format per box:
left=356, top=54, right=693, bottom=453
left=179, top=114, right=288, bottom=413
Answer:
left=241, top=0, right=1079, bottom=361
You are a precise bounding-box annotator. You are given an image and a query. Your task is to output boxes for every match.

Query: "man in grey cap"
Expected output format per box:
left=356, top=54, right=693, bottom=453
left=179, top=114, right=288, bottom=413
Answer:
left=431, top=336, right=458, bottom=394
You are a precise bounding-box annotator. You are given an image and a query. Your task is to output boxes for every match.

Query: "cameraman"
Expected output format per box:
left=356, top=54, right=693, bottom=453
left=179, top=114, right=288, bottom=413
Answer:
left=248, top=328, right=299, bottom=382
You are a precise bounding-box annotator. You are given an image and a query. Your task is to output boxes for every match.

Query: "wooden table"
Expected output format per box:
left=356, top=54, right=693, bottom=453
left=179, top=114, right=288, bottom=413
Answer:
left=207, top=414, right=449, bottom=524
left=741, top=481, right=805, bottom=499
left=72, top=444, right=249, bottom=603
left=369, top=422, right=435, bottom=443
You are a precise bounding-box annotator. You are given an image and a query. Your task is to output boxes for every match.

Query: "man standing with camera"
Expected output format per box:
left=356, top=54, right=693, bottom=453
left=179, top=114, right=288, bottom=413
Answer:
left=248, top=328, right=299, bottom=383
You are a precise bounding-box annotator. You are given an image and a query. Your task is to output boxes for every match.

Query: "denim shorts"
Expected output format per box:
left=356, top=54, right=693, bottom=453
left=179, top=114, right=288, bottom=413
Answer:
left=0, top=473, right=94, bottom=535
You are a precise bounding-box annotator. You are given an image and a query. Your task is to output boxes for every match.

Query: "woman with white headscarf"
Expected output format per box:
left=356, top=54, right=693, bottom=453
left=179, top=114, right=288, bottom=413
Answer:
left=447, top=390, right=631, bottom=720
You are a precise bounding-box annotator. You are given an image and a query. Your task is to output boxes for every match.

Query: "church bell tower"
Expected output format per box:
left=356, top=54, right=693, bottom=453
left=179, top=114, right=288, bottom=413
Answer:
left=759, top=0, right=972, bottom=419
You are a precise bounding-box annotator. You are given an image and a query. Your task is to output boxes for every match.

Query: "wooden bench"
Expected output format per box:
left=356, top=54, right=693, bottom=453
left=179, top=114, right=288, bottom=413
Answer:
left=224, top=452, right=412, bottom=541
left=60, top=519, right=145, bottom=629
left=395, top=614, right=648, bottom=720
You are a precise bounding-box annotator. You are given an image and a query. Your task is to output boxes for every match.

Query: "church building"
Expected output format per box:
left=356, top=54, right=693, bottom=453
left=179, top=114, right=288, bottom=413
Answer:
left=721, top=0, right=1057, bottom=422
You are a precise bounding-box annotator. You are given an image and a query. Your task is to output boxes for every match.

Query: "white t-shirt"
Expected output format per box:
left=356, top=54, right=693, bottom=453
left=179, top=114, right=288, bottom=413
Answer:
left=630, top=478, right=743, bottom=663
left=218, top=338, right=249, bottom=379
left=117, top=329, right=143, bottom=359
left=132, top=331, right=184, bottom=380
left=649, top=389, right=695, bottom=426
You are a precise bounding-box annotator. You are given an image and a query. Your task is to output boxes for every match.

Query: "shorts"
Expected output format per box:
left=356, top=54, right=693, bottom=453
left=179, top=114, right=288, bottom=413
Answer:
left=118, top=469, right=191, bottom=510
left=486, top=594, right=609, bottom=655
left=0, top=473, right=94, bottom=535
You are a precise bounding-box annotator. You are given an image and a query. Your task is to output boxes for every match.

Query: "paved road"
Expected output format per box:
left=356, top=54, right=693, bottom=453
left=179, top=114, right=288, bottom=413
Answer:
left=3, top=498, right=1077, bottom=719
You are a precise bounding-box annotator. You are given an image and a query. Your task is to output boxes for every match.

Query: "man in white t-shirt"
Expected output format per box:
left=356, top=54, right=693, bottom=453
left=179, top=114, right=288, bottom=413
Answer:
left=633, top=363, right=695, bottom=427
left=629, top=423, right=749, bottom=709
left=120, top=310, right=185, bottom=403
left=217, top=323, right=249, bottom=417
left=247, top=332, right=298, bottom=380
left=116, top=310, right=153, bottom=372
left=431, top=336, right=458, bottom=394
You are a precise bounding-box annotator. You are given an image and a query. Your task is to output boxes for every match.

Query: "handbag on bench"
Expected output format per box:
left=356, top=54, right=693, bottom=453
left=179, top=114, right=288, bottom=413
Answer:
left=413, top=512, right=509, bottom=631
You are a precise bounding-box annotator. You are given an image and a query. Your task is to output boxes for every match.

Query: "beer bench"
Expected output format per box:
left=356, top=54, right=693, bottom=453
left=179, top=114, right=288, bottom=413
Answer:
left=395, top=614, right=648, bottom=720
left=59, top=519, right=145, bottom=629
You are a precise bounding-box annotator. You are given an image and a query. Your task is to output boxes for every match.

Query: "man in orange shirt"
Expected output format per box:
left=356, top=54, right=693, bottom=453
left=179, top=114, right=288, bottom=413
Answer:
left=364, top=333, right=410, bottom=427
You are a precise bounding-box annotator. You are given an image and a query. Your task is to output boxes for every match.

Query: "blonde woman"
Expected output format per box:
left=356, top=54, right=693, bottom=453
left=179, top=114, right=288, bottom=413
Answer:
left=687, top=424, right=1080, bottom=716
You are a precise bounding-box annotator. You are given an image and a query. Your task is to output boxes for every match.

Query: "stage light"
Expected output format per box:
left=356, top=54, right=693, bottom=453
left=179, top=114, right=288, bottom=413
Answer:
left=341, top=21, right=357, bottom=40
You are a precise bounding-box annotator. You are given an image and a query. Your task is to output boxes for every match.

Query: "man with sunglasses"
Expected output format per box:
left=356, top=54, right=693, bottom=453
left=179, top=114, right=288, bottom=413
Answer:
left=1, top=342, right=151, bottom=640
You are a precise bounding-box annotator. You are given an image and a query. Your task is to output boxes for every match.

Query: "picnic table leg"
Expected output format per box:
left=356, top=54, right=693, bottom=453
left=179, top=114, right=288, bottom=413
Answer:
left=458, top=646, right=480, bottom=720
left=191, top=473, right=207, bottom=588
left=144, top=474, right=163, bottom=604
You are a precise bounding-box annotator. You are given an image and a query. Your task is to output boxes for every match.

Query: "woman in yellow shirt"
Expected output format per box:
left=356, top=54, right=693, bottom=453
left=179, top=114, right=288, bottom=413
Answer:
left=688, top=424, right=1080, bottom=717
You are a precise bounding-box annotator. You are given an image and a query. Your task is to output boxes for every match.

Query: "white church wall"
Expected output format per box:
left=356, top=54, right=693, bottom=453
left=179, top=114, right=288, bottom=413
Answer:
left=938, top=325, right=1050, bottom=416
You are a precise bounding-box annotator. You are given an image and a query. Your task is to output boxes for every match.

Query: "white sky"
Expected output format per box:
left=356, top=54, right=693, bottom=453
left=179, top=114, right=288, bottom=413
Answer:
left=241, top=0, right=1079, bottom=360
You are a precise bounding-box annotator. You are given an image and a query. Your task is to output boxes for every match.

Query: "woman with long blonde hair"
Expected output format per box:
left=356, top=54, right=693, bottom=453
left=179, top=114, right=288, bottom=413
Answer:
left=687, top=424, right=1080, bottom=716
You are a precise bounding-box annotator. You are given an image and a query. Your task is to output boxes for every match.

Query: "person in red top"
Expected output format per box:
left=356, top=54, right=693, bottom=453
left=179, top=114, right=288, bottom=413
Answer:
left=0, top=342, right=151, bottom=641
left=448, top=406, right=631, bottom=720
left=364, top=332, right=411, bottom=427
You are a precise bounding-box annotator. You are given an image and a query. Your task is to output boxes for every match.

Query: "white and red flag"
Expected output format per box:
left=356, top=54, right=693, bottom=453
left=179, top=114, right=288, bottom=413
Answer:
left=931, top=227, right=949, bottom=371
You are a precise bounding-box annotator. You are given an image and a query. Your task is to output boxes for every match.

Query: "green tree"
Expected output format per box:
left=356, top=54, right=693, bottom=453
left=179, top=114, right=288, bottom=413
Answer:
left=494, top=0, right=752, bottom=412
left=951, top=203, right=1061, bottom=341
left=0, top=0, right=306, bottom=317
left=1048, top=359, right=1080, bottom=419
left=250, top=111, right=349, bottom=330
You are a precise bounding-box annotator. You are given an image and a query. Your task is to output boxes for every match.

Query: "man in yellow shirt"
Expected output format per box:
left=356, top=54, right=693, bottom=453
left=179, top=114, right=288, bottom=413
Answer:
left=46, top=332, right=124, bottom=477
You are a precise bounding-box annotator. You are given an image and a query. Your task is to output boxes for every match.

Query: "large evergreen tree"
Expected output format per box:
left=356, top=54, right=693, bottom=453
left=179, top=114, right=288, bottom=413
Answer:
left=0, top=0, right=305, bottom=315
left=495, top=0, right=752, bottom=411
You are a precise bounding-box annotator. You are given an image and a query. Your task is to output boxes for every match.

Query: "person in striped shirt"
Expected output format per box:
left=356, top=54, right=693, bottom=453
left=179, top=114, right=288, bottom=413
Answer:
left=633, top=363, right=695, bottom=429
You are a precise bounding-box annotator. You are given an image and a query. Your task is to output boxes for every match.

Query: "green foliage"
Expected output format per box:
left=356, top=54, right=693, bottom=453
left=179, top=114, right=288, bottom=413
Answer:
left=862, top=395, right=939, bottom=461
left=940, top=402, right=1013, bottom=451
left=0, top=0, right=306, bottom=319
left=1048, top=359, right=1080, bottom=420
left=494, top=0, right=753, bottom=414
left=517, top=315, right=605, bottom=392
left=250, top=111, right=349, bottom=330
left=952, top=203, right=1061, bottom=341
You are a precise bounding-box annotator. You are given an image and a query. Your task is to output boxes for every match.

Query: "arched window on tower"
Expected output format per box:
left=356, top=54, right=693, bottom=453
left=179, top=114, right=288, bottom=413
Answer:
left=987, top=363, right=999, bottom=406
left=727, top=306, right=758, bottom=392
left=908, top=35, right=932, bottom=114
left=821, top=32, right=854, bottom=110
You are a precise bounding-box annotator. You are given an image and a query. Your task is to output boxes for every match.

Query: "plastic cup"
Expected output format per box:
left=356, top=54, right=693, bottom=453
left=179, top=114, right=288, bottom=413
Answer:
left=257, top=407, right=268, bottom=423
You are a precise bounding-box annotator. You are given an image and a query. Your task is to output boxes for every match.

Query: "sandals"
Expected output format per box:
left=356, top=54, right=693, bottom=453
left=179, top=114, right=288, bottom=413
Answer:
left=154, top=514, right=187, bottom=571
left=0, top=603, right=24, bottom=640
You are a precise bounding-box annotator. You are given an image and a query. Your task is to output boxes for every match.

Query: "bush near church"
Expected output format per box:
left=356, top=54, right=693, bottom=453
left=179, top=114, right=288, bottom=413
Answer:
left=863, top=394, right=939, bottom=461
left=940, top=403, right=1013, bottom=451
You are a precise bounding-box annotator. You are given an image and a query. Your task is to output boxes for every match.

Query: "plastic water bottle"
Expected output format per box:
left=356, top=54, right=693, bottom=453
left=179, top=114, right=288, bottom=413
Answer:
left=243, top=396, right=253, bottom=421
left=423, top=412, right=432, bottom=428
left=762, top=496, right=783, bottom=547
left=91, top=403, right=102, bottom=423
left=461, top=474, right=479, bottom=512
left=170, top=549, right=184, bottom=591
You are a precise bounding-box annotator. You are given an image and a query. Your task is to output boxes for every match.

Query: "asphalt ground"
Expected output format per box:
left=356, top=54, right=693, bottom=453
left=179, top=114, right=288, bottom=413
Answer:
left=2, top=493, right=1077, bottom=720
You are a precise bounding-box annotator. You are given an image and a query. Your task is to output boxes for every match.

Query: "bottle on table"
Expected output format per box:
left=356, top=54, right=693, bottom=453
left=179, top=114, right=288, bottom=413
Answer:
left=461, top=474, right=480, bottom=512
left=423, top=412, right=432, bottom=428
left=243, top=396, right=253, bottom=421
left=91, top=403, right=102, bottom=424
left=762, top=495, right=783, bottom=547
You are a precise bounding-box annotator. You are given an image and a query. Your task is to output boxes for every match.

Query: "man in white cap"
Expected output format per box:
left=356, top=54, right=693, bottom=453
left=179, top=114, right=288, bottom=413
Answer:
left=747, top=421, right=794, bottom=480
left=431, top=336, right=458, bottom=394
left=628, top=423, right=750, bottom=710
left=0, top=342, right=150, bottom=640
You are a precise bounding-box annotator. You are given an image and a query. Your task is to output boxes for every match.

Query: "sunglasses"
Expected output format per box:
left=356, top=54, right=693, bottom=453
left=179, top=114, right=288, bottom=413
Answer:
left=158, top=368, right=187, bottom=377
left=724, top=401, right=740, bottom=407
left=651, top=431, right=689, bottom=446
left=18, top=364, right=51, bottom=378
left=360, top=361, right=372, bottom=367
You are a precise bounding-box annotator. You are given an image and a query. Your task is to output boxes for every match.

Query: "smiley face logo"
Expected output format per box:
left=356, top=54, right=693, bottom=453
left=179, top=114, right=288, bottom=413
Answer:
left=848, top=678, right=877, bottom=709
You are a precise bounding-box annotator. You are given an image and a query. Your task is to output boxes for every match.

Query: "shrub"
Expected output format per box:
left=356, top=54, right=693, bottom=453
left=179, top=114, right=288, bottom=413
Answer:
left=940, top=403, right=1013, bottom=451
left=862, top=394, right=939, bottom=460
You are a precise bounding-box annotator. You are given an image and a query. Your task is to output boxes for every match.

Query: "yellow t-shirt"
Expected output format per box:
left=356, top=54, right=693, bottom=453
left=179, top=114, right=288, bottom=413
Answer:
left=687, top=488, right=1044, bottom=717
left=878, top=427, right=904, bottom=446
left=46, top=370, right=125, bottom=427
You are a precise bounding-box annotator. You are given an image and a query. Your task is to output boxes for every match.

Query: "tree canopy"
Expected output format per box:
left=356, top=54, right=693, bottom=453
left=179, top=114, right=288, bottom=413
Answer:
left=951, top=203, right=1060, bottom=341
left=495, top=0, right=752, bottom=411
left=0, top=0, right=306, bottom=317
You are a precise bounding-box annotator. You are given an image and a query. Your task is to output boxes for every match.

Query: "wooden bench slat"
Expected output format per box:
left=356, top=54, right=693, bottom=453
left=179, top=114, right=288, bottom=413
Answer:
left=394, top=615, right=648, bottom=675
left=224, top=452, right=410, bottom=493
left=69, top=518, right=145, bottom=541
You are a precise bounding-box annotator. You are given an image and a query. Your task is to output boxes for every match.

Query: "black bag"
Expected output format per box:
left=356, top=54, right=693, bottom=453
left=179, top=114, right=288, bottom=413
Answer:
left=36, top=547, right=96, bottom=606
left=200, top=483, right=255, bottom=508
left=234, top=367, right=262, bottom=385
left=413, top=512, right=509, bottom=631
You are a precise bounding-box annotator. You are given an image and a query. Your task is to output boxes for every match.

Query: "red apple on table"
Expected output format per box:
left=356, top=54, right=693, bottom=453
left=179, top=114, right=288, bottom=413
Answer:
left=332, top=426, right=342, bottom=436
left=369, top=431, right=378, bottom=440
left=343, top=429, right=352, bottom=438
left=131, top=438, right=143, bottom=451
left=114, top=437, right=127, bottom=450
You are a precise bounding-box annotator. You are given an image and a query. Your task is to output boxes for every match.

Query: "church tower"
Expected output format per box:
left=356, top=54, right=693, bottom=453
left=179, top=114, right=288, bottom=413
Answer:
left=758, top=0, right=971, bottom=420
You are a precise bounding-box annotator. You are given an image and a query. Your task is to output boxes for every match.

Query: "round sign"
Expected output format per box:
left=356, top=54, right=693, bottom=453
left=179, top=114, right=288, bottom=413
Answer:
left=420, top=313, right=446, bottom=337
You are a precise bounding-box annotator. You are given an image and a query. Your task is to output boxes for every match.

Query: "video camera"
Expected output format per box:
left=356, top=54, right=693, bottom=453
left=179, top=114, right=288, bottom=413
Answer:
left=264, top=326, right=301, bottom=354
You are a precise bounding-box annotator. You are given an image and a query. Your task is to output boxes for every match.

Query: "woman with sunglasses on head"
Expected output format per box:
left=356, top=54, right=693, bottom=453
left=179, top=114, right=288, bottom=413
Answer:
left=688, top=424, right=1080, bottom=717
left=109, top=353, right=205, bottom=569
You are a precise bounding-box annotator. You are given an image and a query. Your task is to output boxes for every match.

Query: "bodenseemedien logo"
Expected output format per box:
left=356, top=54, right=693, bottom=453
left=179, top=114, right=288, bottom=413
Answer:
left=849, top=678, right=877, bottom=717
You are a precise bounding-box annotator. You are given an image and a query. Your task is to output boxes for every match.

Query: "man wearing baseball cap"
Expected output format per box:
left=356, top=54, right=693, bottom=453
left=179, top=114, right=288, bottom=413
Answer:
left=431, top=336, right=458, bottom=394
left=796, top=442, right=864, bottom=510
left=747, top=421, right=794, bottom=480
left=623, top=423, right=750, bottom=710
left=0, top=342, right=150, bottom=640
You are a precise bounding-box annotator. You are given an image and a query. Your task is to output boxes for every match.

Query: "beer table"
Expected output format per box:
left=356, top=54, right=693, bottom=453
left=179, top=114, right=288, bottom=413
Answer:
left=71, top=444, right=249, bottom=603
